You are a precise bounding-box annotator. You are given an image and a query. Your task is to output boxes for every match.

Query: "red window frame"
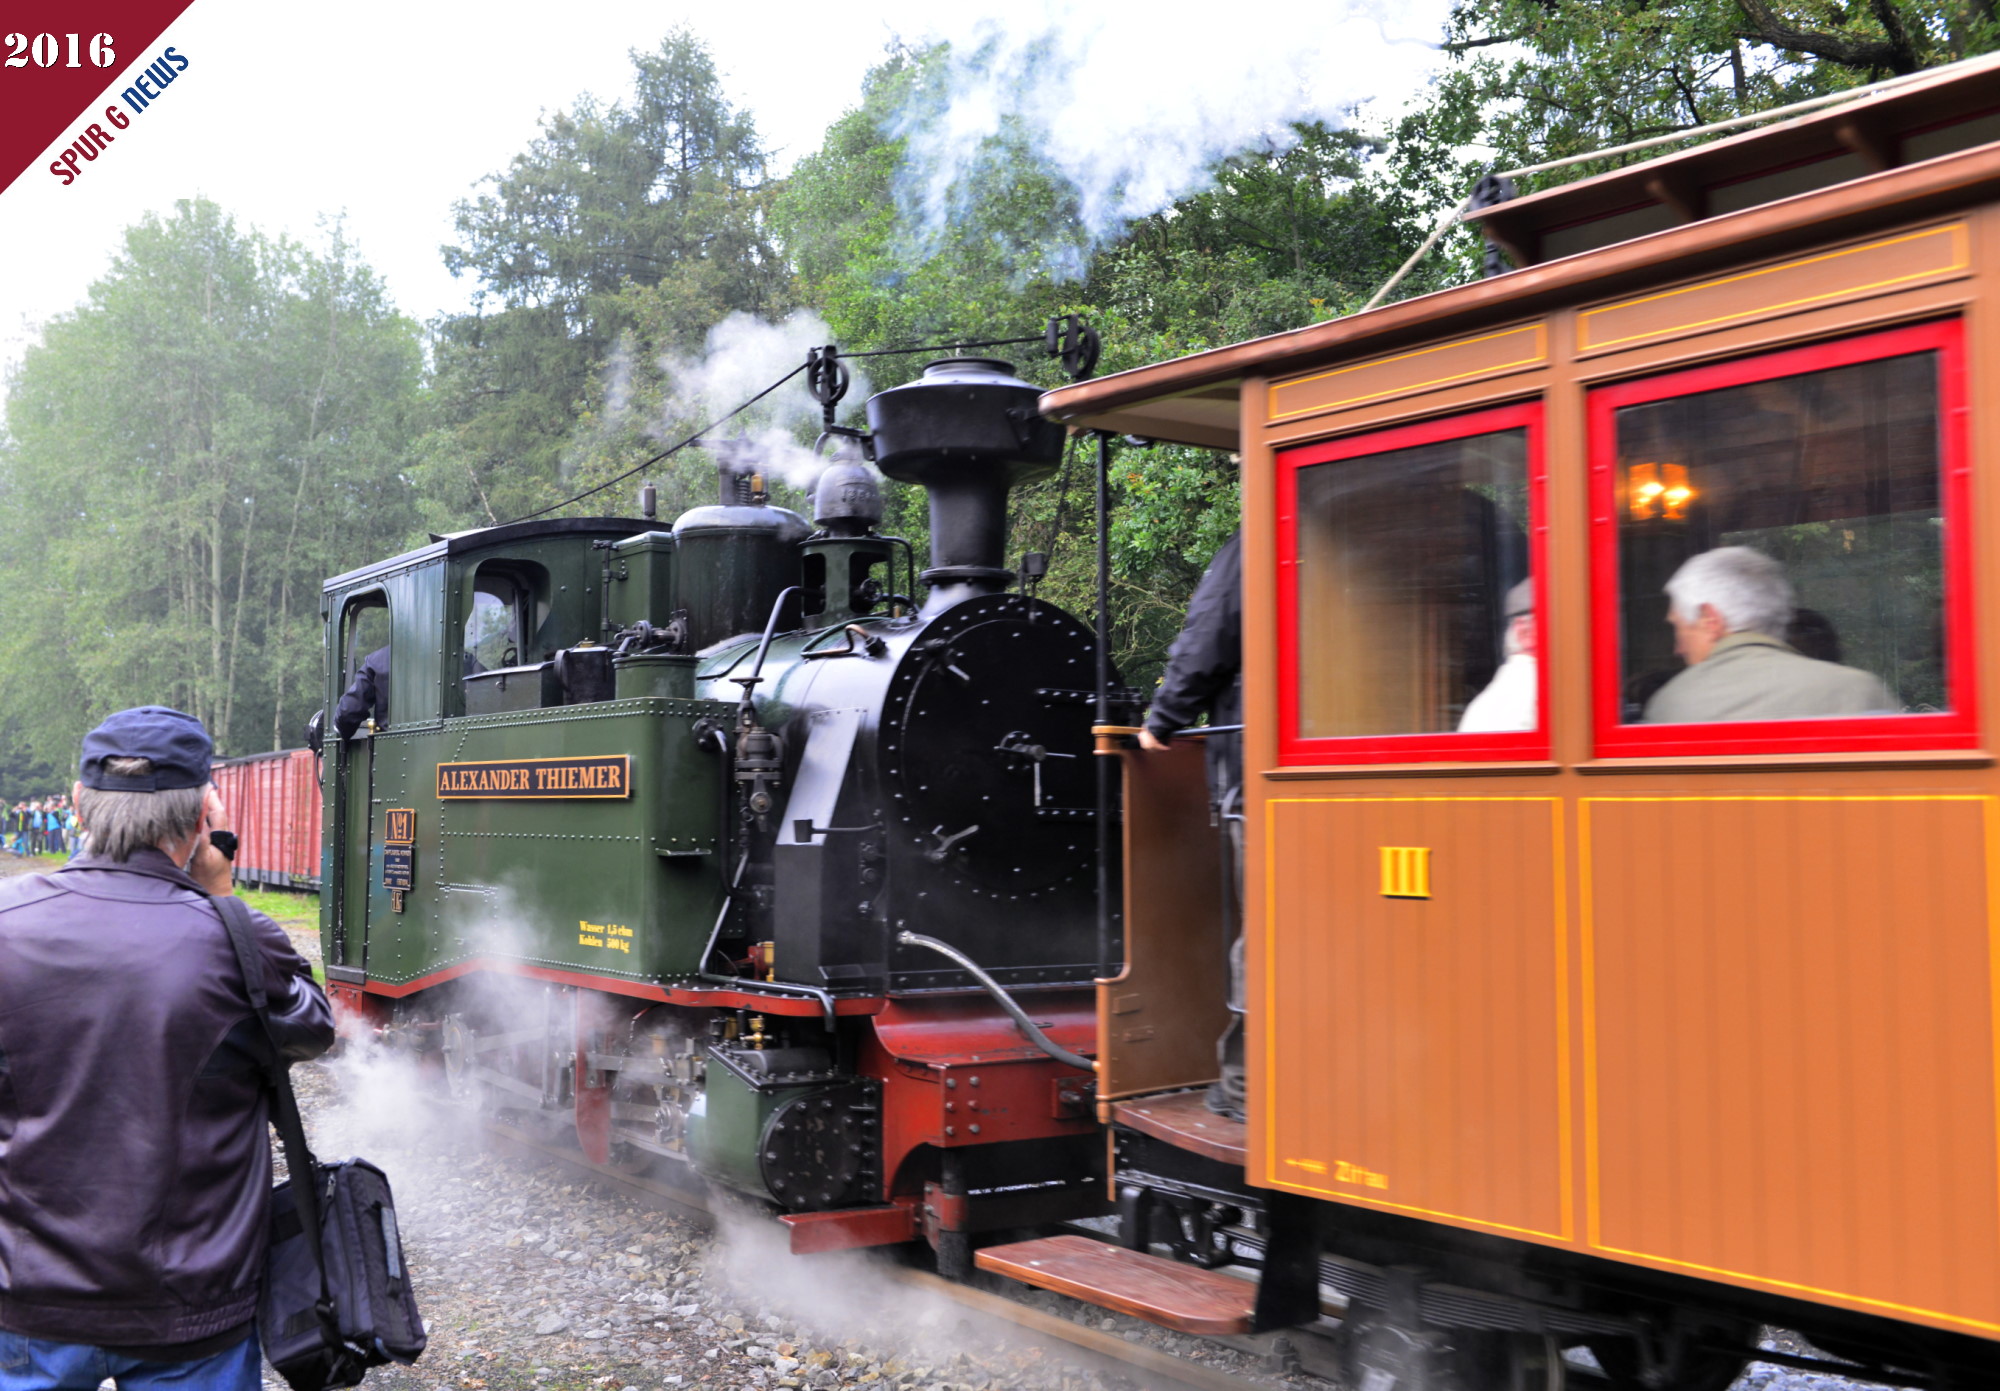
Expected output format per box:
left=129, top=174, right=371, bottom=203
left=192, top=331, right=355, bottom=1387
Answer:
left=1276, top=400, right=1550, bottom=766
left=1588, top=319, right=1975, bottom=758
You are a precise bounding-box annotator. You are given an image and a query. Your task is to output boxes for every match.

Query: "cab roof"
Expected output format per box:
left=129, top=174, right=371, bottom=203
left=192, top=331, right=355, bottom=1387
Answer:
left=321, top=517, right=656, bottom=592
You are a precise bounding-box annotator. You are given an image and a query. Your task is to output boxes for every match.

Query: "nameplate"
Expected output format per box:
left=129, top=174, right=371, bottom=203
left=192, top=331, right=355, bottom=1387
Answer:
left=435, top=756, right=632, bottom=800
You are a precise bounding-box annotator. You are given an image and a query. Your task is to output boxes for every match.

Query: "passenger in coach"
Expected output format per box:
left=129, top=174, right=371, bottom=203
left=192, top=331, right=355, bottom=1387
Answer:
left=1643, top=547, right=1894, bottom=723
left=1458, top=578, right=1537, bottom=732
left=0, top=706, right=332, bottom=1386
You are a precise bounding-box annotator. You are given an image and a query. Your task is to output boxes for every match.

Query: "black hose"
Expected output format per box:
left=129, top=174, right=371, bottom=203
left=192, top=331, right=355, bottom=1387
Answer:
left=896, top=931, right=1095, bottom=1072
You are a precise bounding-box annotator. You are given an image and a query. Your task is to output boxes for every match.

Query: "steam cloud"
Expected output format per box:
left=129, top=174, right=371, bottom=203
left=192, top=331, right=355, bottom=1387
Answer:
left=888, top=0, right=1452, bottom=272
left=657, top=309, right=875, bottom=493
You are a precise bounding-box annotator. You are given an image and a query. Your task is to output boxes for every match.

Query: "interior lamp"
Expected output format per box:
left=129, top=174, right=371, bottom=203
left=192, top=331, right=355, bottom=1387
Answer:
left=1628, top=462, right=1694, bottom=520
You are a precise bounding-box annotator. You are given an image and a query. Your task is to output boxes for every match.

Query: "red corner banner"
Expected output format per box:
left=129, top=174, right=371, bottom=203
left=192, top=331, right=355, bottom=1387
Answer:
left=0, top=0, right=200, bottom=198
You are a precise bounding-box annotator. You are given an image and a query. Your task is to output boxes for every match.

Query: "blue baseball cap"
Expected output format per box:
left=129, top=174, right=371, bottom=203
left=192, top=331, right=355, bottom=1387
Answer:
left=78, top=706, right=214, bottom=791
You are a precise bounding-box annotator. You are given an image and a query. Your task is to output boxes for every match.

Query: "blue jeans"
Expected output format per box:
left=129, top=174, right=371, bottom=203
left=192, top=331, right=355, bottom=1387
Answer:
left=0, top=1330, right=259, bottom=1390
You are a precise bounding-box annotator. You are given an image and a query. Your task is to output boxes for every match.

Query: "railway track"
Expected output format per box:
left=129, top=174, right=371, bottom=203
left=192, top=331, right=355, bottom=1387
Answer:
left=478, top=1117, right=1279, bottom=1391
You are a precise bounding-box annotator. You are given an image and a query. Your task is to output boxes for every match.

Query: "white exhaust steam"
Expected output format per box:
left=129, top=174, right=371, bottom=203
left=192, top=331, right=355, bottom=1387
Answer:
left=888, top=0, right=1452, bottom=274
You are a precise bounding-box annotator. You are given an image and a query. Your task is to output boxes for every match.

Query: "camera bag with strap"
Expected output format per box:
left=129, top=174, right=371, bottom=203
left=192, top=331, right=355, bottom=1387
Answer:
left=214, top=893, right=426, bottom=1388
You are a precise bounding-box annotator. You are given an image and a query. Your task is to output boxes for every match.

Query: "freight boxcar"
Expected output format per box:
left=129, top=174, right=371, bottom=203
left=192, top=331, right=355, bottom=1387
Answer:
left=212, top=748, right=322, bottom=891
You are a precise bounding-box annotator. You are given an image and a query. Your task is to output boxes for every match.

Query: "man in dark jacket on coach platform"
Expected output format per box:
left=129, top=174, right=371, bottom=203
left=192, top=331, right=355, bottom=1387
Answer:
left=0, top=706, right=334, bottom=1388
left=1137, top=530, right=1245, bottom=1120
left=1137, top=529, right=1242, bottom=799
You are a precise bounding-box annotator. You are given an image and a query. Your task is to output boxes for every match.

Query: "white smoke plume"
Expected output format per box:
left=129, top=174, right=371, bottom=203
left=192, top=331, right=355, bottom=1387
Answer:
left=656, top=309, right=876, bottom=493
left=888, top=0, right=1452, bottom=272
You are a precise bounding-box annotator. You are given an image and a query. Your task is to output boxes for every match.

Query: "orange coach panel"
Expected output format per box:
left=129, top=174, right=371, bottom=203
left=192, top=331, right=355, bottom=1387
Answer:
left=1264, top=795, right=1569, bottom=1242
left=1583, top=795, right=2000, bottom=1332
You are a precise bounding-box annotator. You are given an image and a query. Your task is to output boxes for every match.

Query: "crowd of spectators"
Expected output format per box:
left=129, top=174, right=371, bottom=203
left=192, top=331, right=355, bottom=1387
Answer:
left=3, top=795, right=79, bottom=857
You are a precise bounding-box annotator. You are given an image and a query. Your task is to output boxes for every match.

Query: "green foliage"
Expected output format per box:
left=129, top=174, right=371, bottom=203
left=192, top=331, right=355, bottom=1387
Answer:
left=0, top=198, right=422, bottom=767
left=1431, top=0, right=2000, bottom=185
left=416, top=30, right=788, bottom=532
left=0, top=721, right=60, bottom=802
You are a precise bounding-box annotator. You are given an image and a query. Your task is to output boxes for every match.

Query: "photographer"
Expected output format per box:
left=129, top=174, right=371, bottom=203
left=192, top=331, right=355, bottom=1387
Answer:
left=0, top=706, right=333, bottom=1387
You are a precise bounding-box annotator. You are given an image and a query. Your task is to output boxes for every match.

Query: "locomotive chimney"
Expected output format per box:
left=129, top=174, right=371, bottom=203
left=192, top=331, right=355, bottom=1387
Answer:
left=865, top=358, right=1065, bottom=608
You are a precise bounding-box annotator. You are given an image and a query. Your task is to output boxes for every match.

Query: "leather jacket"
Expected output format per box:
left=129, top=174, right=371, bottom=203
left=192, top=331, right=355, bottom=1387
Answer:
left=0, top=848, right=334, bottom=1345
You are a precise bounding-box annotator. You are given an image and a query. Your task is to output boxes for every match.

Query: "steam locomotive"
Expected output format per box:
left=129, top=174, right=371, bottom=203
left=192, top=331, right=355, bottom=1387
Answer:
left=316, top=356, right=1123, bottom=1262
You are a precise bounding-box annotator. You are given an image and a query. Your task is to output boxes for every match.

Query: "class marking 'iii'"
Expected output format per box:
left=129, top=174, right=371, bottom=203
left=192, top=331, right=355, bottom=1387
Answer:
left=1379, top=846, right=1431, bottom=899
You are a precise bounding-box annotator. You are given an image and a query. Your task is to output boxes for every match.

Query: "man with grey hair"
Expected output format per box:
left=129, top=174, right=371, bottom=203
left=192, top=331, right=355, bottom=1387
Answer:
left=0, top=706, right=332, bottom=1387
left=1459, top=578, right=1538, bottom=732
left=1644, top=546, right=1894, bottom=723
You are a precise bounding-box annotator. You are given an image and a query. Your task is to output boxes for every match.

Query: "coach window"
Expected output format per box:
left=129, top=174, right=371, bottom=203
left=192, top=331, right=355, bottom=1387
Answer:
left=1594, top=320, right=1973, bottom=757
left=1279, top=401, right=1547, bottom=765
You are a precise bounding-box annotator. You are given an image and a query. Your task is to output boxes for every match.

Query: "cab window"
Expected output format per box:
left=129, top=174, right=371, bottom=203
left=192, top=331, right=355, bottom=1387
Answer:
left=465, top=584, right=519, bottom=674
left=1278, top=401, right=1547, bottom=764
left=1592, top=320, right=1974, bottom=757
left=462, top=561, right=552, bottom=680
left=344, top=596, right=388, bottom=687
left=336, top=592, right=390, bottom=736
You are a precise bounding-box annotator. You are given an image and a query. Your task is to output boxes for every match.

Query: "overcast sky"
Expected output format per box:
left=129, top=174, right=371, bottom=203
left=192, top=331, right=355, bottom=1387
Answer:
left=0, top=0, right=1448, bottom=397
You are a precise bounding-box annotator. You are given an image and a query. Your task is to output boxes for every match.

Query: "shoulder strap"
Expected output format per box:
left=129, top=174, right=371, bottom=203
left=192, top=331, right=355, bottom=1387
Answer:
left=213, top=895, right=335, bottom=1317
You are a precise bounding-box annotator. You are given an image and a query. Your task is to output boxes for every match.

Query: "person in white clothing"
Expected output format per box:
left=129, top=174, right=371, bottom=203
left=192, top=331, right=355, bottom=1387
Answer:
left=1459, top=579, right=1537, bottom=732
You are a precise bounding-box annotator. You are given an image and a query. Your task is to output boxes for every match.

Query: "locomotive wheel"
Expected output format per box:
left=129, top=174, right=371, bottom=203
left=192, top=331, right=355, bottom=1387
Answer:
left=441, top=1015, right=476, bottom=1100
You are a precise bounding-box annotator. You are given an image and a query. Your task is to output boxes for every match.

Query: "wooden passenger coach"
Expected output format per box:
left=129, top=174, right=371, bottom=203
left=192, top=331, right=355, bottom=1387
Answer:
left=1020, top=57, right=2000, bottom=1387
